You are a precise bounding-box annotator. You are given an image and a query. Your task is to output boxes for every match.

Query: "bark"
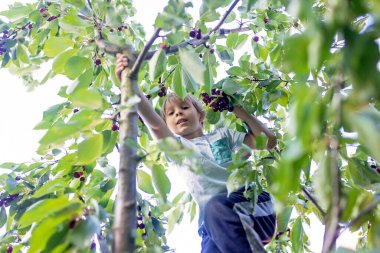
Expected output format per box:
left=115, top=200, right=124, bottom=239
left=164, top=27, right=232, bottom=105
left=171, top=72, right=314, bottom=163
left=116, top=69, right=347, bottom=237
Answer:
left=113, top=70, right=139, bottom=253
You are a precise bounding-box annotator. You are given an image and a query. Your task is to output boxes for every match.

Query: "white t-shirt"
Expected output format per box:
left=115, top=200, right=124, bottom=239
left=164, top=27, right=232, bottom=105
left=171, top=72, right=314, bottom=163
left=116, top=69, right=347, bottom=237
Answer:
left=168, top=128, right=246, bottom=225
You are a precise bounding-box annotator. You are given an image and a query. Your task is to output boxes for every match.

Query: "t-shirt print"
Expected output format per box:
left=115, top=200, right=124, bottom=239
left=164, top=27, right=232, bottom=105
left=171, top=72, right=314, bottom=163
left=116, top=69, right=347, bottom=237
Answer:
left=210, top=137, right=232, bottom=164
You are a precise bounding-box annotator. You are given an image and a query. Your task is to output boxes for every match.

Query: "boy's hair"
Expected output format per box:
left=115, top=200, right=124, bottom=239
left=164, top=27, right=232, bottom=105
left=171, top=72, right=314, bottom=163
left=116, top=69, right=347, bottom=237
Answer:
left=161, top=93, right=205, bottom=125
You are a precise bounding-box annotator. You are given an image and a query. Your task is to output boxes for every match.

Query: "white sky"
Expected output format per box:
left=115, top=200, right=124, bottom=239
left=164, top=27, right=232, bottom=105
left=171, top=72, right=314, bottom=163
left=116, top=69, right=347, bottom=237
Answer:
left=0, top=0, right=358, bottom=252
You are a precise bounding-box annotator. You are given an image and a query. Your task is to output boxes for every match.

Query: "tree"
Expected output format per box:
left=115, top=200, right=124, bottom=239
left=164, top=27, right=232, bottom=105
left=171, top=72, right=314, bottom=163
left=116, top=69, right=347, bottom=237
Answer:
left=0, top=0, right=379, bottom=252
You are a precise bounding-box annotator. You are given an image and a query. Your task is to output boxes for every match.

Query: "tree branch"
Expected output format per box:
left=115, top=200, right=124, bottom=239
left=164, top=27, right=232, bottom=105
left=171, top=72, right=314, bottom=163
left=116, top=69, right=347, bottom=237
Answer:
left=340, top=197, right=380, bottom=235
left=130, top=28, right=162, bottom=78
left=209, top=0, right=241, bottom=34
left=302, top=186, right=326, bottom=220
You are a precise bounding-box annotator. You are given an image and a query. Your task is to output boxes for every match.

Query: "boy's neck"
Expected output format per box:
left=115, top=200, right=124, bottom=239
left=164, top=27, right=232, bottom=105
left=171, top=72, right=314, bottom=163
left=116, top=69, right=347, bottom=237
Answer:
left=181, top=129, right=204, bottom=140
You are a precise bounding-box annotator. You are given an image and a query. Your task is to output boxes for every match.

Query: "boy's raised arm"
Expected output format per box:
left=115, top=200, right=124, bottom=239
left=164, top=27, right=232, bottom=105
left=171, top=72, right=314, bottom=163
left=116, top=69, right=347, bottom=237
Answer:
left=115, top=54, right=173, bottom=140
left=232, top=105, right=277, bottom=150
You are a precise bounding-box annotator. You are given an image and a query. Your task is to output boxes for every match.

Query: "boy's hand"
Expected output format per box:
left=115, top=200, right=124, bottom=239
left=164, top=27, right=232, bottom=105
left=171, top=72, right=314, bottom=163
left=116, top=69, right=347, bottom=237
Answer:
left=115, top=53, right=129, bottom=81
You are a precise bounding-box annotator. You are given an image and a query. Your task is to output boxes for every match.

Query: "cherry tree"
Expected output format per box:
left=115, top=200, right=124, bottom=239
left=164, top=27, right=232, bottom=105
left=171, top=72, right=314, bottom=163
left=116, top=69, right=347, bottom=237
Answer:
left=0, top=0, right=379, bottom=252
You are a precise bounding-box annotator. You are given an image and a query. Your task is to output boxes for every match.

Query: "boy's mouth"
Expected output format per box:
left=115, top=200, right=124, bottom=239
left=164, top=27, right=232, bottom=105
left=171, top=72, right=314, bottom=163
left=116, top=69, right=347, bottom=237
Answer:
left=176, top=119, right=188, bottom=125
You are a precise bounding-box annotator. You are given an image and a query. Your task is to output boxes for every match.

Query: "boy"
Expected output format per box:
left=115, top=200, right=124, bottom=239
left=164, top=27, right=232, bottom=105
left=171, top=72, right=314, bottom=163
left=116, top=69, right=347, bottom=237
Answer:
left=116, top=54, right=277, bottom=252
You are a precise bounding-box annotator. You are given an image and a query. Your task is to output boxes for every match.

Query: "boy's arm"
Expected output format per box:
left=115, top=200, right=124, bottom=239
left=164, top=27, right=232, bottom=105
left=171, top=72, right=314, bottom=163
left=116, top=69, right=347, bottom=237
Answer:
left=232, top=106, right=277, bottom=149
left=116, top=54, right=173, bottom=139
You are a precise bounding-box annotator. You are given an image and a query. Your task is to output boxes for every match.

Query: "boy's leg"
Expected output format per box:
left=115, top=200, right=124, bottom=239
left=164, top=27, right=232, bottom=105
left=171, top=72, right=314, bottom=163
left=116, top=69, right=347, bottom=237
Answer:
left=202, top=191, right=254, bottom=253
left=200, top=231, right=222, bottom=253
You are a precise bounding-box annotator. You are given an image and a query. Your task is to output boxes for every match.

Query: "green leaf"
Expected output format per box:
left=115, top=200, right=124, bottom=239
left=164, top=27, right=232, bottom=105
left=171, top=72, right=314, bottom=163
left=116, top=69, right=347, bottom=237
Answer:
left=168, top=206, right=182, bottom=233
left=59, top=12, right=92, bottom=33
left=0, top=206, right=6, bottom=228
left=151, top=164, right=171, bottom=200
left=64, top=56, right=92, bottom=80
left=226, top=33, right=239, bottom=48
left=69, top=88, right=103, bottom=109
left=277, top=206, right=293, bottom=232
left=178, top=48, right=206, bottom=86
left=290, top=217, right=303, bottom=252
left=102, top=130, right=118, bottom=155
left=235, top=34, right=249, bottom=49
left=6, top=175, right=17, bottom=192
left=137, top=170, right=155, bottom=194
left=39, top=110, right=102, bottom=145
left=77, top=134, right=103, bottom=164
left=255, top=133, right=268, bottom=149
left=68, top=216, right=100, bottom=248
left=52, top=49, right=78, bottom=74
left=206, top=109, right=220, bottom=124
left=34, top=103, right=65, bottom=130
left=0, top=4, right=33, bottom=21
left=227, top=66, right=247, bottom=77
left=67, top=69, right=93, bottom=95
left=17, top=44, right=29, bottom=63
left=19, top=197, right=82, bottom=228
left=29, top=205, right=81, bottom=253
left=181, top=66, right=198, bottom=92
left=32, top=178, right=68, bottom=198
left=149, top=48, right=167, bottom=80
left=226, top=170, right=245, bottom=194
left=44, top=37, right=74, bottom=58
left=348, top=106, right=380, bottom=162
left=172, top=65, right=187, bottom=99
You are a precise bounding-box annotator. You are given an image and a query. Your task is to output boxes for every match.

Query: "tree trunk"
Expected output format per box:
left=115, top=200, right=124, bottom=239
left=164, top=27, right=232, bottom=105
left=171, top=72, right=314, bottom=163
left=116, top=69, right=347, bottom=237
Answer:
left=113, top=70, right=139, bottom=253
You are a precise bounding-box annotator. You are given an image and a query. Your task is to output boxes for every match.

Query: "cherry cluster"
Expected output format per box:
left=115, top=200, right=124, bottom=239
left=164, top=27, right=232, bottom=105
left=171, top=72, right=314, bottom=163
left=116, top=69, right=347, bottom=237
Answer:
left=136, top=205, right=151, bottom=239
left=157, top=83, right=167, bottom=97
left=0, top=193, right=20, bottom=207
left=39, top=7, right=60, bottom=21
left=73, top=171, right=86, bottom=182
left=0, top=23, right=33, bottom=56
left=201, top=89, right=234, bottom=112
left=189, top=28, right=202, bottom=40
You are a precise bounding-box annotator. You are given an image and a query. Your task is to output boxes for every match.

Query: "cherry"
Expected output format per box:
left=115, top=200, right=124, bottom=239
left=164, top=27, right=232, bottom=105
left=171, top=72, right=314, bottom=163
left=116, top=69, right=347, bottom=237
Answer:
left=137, top=205, right=142, bottom=212
left=74, top=172, right=83, bottom=178
left=253, top=35, right=259, bottom=42
left=196, top=29, right=202, bottom=40
left=117, top=26, right=123, bottom=31
left=111, top=123, right=119, bottom=131
left=160, top=44, right=168, bottom=50
left=47, top=15, right=58, bottom=21
left=80, top=177, right=86, bottom=182
left=109, top=28, right=115, bottom=33
left=90, top=241, right=96, bottom=250
left=199, top=53, right=203, bottom=58
left=189, top=30, right=196, bottom=38
left=39, top=8, right=46, bottom=13
left=138, top=223, right=145, bottom=229
left=145, top=94, right=152, bottom=100
left=209, top=48, right=215, bottom=54
left=94, top=59, right=101, bottom=66
left=6, top=246, right=13, bottom=253
left=264, top=17, right=270, bottom=24
left=377, top=167, right=380, bottom=174
left=73, top=108, right=79, bottom=113
left=15, top=176, right=21, bottom=181
left=370, top=165, right=376, bottom=169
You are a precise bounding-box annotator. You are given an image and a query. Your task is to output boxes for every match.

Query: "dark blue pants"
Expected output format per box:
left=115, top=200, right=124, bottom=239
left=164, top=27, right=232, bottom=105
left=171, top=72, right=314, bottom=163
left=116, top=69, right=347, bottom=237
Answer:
left=199, top=190, right=276, bottom=253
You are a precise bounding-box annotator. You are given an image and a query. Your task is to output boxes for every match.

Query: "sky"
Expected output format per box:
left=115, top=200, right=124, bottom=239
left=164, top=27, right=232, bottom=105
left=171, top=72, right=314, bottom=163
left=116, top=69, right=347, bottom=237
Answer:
left=0, top=0, right=358, bottom=252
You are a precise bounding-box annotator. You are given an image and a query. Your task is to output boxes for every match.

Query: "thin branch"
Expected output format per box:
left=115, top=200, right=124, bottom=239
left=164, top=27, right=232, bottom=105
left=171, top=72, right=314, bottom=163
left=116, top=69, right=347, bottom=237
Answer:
left=209, top=0, right=241, bottom=34
left=86, top=0, right=93, bottom=9
left=340, top=197, right=380, bottom=235
left=161, top=67, right=176, bottom=84
left=130, top=28, right=162, bottom=78
left=302, top=186, right=326, bottom=219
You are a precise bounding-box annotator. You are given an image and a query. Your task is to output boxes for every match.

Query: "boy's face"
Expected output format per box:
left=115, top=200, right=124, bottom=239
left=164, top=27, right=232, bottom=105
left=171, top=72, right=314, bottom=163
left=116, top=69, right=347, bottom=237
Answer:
left=164, top=98, right=204, bottom=139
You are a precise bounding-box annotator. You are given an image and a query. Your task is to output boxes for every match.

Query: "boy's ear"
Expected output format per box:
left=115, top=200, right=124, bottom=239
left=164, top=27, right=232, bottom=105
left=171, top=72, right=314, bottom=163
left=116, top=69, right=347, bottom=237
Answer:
left=199, top=112, right=205, bottom=125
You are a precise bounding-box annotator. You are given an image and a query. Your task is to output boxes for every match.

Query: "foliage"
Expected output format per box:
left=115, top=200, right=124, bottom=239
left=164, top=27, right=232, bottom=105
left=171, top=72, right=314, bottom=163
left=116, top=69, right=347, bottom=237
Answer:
left=0, top=0, right=380, bottom=252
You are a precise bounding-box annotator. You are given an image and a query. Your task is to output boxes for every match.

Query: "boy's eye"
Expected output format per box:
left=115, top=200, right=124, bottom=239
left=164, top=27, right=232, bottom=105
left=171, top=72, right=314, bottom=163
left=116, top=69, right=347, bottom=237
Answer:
left=182, top=106, right=189, bottom=109
left=168, top=111, right=174, bottom=115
